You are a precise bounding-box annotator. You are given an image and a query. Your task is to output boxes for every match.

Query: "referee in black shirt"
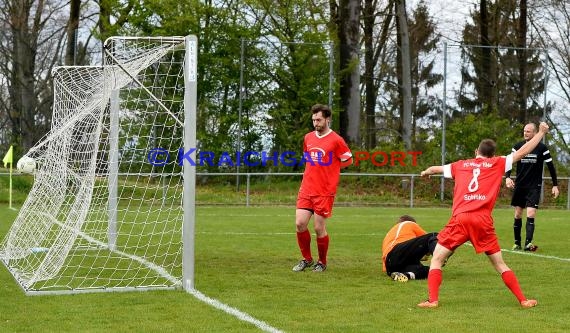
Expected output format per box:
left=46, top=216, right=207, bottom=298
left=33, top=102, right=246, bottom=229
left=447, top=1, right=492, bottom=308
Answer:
left=505, top=123, right=559, bottom=251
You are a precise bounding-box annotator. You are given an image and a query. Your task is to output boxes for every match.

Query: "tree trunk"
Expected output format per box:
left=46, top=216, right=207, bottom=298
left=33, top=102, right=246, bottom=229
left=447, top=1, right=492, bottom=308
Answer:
left=9, top=0, right=38, bottom=151
left=396, top=0, right=412, bottom=150
left=338, top=0, right=361, bottom=145
left=363, top=0, right=375, bottom=149
left=480, top=0, right=489, bottom=109
left=517, top=0, right=528, bottom=122
left=65, top=0, right=81, bottom=66
left=479, top=0, right=497, bottom=113
left=98, top=0, right=112, bottom=38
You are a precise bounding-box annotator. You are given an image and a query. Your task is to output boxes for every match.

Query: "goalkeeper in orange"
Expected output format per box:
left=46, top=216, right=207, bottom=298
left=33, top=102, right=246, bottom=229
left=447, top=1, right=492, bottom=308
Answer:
left=382, top=215, right=439, bottom=282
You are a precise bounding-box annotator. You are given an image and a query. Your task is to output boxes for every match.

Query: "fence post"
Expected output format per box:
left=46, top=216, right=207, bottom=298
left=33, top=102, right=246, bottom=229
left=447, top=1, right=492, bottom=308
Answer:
left=410, top=176, right=414, bottom=208
left=246, top=174, right=250, bottom=207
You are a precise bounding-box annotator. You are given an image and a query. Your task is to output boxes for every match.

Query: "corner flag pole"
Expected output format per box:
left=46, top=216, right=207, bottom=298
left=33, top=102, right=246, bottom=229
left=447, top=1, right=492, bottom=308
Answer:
left=9, top=157, right=12, bottom=209
left=2, top=145, right=14, bottom=209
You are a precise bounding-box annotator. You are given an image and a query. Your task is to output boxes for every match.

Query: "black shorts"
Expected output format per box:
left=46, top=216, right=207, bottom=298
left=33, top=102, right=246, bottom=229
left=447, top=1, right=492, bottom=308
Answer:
left=511, top=187, right=541, bottom=209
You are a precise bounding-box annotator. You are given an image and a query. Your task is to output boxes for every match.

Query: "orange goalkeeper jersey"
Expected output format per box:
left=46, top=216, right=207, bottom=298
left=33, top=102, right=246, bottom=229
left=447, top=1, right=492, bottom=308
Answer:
left=381, top=221, right=427, bottom=271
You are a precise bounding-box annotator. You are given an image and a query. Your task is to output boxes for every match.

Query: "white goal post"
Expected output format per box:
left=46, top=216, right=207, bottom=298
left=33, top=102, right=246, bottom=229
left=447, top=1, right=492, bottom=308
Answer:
left=0, top=35, right=197, bottom=295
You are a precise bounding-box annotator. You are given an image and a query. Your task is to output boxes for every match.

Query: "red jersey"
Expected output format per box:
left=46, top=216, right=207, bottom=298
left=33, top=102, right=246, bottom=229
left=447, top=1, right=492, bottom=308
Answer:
left=299, top=130, right=352, bottom=196
left=443, top=154, right=513, bottom=216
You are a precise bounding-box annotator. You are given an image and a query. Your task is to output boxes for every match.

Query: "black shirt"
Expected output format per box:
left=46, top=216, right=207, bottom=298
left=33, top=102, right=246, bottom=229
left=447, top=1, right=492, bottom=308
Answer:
left=506, top=140, right=558, bottom=189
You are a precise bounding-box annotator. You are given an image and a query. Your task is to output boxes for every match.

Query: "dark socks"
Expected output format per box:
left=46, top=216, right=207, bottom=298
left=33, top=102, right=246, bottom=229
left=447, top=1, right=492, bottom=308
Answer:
left=525, top=218, right=535, bottom=245
left=513, top=218, right=522, bottom=245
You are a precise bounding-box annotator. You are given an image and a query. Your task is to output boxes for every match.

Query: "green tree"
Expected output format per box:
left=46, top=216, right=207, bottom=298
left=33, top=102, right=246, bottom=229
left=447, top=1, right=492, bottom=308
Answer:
left=95, top=0, right=341, bottom=173
left=379, top=1, right=442, bottom=149
left=97, top=0, right=136, bottom=41
left=408, top=1, right=442, bottom=140
left=118, top=0, right=259, bottom=172
left=459, top=0, right=545, bottom=122
left=242, top=0, right=333, bottom=162
left=444, top=113, right=519, bottom=162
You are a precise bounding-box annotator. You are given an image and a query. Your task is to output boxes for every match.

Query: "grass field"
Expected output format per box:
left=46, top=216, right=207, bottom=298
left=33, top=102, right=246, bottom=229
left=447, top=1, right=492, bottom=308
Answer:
left=1, top=204, right=569, bottom=332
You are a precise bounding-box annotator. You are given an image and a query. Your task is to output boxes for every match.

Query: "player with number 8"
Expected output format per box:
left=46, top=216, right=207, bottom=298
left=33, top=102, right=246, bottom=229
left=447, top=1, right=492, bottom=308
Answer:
left=417, top=122, right=550, bottom=309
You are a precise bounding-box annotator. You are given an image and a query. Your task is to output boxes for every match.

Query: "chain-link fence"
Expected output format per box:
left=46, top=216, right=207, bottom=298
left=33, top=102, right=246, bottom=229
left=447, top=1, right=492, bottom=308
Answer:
left=2, top=172, right=568, bottom=209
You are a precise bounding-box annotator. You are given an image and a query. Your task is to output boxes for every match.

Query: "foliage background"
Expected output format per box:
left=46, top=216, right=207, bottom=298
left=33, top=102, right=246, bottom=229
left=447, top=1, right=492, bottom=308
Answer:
left=0, top=0, right=569, bottom=176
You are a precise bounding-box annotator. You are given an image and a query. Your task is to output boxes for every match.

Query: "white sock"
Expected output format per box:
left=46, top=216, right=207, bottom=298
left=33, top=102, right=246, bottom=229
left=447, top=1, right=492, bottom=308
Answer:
left=408, top=272, right=416, bottom=280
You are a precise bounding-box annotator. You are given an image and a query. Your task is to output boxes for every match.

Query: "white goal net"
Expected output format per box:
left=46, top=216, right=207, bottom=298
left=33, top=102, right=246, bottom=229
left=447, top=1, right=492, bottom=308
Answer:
left=0, top=36, right=197, bottom=294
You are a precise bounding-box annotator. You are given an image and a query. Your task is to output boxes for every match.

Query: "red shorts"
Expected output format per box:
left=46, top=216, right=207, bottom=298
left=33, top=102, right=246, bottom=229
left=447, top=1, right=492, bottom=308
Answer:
left=437, top=212, right=501, bottom=255
left=296, top=192, right=335, bottom=218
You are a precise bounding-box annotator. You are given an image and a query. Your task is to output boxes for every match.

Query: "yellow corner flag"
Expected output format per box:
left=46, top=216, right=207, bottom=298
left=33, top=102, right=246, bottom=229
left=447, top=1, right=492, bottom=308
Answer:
left=3, top=145, right=15, bottom=209
left=2, top=145, right=13, bottom=168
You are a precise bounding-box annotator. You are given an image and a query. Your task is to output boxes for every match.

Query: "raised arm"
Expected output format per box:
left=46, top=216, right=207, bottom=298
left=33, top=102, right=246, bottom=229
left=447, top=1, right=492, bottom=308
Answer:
left=421, top=165, right=444, bottom=177
left=512, top=122, right=549, bottom=163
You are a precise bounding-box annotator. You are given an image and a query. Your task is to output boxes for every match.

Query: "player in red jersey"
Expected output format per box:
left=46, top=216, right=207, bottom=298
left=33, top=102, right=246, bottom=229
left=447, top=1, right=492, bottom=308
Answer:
left=416, top=121, right=550, bottom=309
left=292, top=104, right=352, bottom=272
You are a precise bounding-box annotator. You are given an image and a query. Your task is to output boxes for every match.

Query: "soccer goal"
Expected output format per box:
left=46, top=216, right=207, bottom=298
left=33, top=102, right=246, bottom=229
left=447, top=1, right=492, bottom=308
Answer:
left=0, top=35, right=198, bottom=295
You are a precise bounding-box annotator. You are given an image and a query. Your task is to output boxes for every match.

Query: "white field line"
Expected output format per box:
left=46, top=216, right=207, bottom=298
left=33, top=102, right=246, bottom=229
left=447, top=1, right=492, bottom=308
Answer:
left=50, top=229, right=284, bottom=332
left=462, top=242, right=570, bottom=262
left=197, top=213, right=383, bottom=218
left=189, top=289, right=285, bottom=333
left=499, top=248, right=570, bottom=262
left=198, top=232, right=570, bottom=263
left=190, top=231, right=567, bottom=332
left=198, top=231, right=387, bottom=236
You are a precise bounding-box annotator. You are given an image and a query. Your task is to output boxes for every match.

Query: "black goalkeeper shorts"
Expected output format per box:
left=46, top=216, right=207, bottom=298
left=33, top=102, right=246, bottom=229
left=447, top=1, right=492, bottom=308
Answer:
left=511, top=187, right=541, bottom=209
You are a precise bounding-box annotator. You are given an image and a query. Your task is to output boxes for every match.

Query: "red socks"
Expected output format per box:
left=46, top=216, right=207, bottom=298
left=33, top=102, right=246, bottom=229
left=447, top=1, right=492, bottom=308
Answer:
left=425, top=269, right=526, bottom=304
left=427, top=269, right=442, bottom=302
left=296, top=231, right=330, bottom=265
left=501, top=270, right=526, bottom=302
left=296, top=230, right=312, bottom=261
left=316, top=235, right=330, bottom=265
